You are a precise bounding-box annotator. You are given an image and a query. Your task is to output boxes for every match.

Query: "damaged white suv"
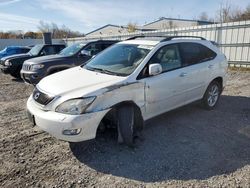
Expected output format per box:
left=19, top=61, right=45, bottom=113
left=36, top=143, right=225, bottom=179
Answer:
left=27, top=36, right=228, bottom=146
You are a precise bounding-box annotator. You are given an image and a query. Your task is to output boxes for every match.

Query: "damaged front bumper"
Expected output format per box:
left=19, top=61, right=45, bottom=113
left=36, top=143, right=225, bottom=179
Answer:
left=27, top=96, right=110, bottom=142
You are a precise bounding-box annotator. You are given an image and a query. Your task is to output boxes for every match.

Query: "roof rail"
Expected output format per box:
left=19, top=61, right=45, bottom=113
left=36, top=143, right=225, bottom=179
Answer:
left=161, top=36, right=206, bottom=42
left=126, top=35, right=168, bottom=40
left=125, top=35, right=207, bottom=42
left=126, top=35, right=145, bottom=40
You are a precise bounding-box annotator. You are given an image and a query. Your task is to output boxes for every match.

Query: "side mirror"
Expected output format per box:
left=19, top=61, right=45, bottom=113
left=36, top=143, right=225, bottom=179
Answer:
left=149, top=63, right=162, bottom=76
left=40, top=51, right=45, bottom=56
left=80, top=50, right=92, bottom=57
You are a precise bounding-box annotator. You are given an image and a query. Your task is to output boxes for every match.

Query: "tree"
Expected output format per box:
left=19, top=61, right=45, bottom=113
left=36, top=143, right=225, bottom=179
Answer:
left=199, top=12, right=209, bottom=21
left=37, top=21, right=84, bottom=38
left=127, top=22, right=137, bottom=33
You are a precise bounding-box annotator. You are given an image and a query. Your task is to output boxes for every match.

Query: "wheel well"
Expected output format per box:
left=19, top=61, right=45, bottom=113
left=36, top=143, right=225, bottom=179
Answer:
left=98, top=101, right=143, bottom=131
left=48, top=67, right=69, bottom=75
left=212, top=77, right=223, bottom=90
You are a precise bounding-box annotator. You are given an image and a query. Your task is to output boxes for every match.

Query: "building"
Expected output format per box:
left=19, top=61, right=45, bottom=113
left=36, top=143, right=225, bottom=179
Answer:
left=85, top=18, right=214, bottom=37
left=85, top=24, right=133, bottom=37
left=142, top=17, right=214, bottom=30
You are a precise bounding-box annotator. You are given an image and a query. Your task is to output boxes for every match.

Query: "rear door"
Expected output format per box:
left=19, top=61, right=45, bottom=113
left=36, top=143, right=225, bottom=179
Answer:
left=178, top=42, right=217, bottom=103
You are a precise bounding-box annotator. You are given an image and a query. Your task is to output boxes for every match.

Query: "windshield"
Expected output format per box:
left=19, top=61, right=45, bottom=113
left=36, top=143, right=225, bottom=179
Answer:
left=0, top=48, right=7, bottom=53
left=84, top=44, right=152, bottom=76
left=29, top=44, right=43, bottom=56
left=59, top=43, right=86, bottom=56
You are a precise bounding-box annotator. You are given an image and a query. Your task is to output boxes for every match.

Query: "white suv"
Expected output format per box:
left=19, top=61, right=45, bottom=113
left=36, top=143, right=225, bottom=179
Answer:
left=27, top=36, right=228, bottom=146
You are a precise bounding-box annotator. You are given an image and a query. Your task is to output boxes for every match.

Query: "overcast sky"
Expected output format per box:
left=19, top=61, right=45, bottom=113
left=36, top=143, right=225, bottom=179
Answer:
left=0, top=0, right=249, bottom=33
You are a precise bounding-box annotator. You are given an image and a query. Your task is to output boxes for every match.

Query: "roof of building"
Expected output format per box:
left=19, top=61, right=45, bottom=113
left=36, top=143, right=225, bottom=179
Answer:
left=85, top=24, right=129, bottom=36
left=143, top=17, right=214, bottom=26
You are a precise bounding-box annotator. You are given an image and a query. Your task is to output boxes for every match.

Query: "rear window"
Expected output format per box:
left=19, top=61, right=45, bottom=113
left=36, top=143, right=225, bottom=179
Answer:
left=180, top=43, right=217, bottom=66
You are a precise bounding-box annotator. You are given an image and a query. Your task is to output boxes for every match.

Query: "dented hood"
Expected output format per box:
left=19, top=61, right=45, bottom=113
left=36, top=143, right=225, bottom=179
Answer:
left=37, top=66, right=125, bottom=97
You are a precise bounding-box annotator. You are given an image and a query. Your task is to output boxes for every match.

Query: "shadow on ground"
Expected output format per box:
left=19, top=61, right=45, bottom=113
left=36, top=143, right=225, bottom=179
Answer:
left=70, top=95, right=250, bottom=182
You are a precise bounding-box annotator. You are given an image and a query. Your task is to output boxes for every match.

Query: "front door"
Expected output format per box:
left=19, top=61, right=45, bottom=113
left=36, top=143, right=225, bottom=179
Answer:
left=141, top=44, right=186, bottom=119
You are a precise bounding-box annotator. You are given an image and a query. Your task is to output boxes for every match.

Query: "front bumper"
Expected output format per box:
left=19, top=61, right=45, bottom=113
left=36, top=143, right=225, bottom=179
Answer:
left=27, top=96, right=110, bottom=142
left=20, top=70, right=43, bottom=85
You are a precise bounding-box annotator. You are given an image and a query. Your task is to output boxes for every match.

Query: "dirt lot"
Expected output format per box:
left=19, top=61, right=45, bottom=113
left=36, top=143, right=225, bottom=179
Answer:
left=0, top=71, right=250, bottom=188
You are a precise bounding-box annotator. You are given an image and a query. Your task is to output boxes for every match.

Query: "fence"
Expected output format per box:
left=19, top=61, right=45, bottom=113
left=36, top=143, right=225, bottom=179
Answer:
left=66, top=20, right=250, bottom=67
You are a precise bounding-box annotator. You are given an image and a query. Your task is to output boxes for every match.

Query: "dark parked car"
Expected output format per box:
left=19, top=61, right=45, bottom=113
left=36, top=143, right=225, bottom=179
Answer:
left=0, top=46, right=31, bottom=59
left=0, top=44, right=66, bottom=78
left=20, top=40, right=118, bottom=85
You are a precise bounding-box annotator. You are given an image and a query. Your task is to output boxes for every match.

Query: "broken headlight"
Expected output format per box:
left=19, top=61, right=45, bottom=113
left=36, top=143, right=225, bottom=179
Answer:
left=55, top=97, right=96, bottom=115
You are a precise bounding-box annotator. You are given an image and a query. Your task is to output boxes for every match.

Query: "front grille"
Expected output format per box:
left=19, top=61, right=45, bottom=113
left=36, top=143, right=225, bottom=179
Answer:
left=33, top=88, right=54, bottom=105
left=23, top=64, right=32, bottom=71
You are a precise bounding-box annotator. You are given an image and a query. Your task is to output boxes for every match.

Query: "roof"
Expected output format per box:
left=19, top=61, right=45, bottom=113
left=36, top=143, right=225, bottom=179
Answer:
left=120, top=39, right=160, bottom=46
left=85, top=24, right=129, bottom=36
left=143, top=17, right=214, bottom=26
left=6, top=46, right=31, bottom=49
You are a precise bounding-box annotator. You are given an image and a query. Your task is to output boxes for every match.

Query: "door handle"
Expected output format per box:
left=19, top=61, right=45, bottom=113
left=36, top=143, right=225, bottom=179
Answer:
left=208, top=64, right=214, bottom=69
left=179, top=72, right=187, bottom=77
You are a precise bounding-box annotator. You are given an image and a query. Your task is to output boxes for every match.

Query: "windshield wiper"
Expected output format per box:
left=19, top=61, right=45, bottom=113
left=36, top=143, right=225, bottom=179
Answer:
left=86, top=66, right=125, bottom=76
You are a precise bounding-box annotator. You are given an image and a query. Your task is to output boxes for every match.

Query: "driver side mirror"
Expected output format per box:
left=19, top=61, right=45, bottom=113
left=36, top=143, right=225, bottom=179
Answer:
left=40, top=51, right=45, bottom=56
left=149, top=64, right=162, bottom=76
left=80, top=49, right=92, bottom=57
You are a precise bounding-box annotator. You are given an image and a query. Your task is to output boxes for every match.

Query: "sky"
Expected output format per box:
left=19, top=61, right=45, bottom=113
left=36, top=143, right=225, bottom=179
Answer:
left=0, top=0, right=249, bottom=34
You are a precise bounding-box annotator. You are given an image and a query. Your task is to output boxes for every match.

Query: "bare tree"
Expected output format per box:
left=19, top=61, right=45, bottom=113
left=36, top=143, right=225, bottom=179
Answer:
left=127, top=22, right=137, bottom=33
left=216, top=2, right=250, bottom=22
left=199, top=12, right=209, bottom=21
left=37, top=21, right=84, bottom=38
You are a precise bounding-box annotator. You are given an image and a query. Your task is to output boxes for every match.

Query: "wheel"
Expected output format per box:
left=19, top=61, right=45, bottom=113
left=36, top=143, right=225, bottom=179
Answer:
left=10, top=68, right=21, bottom=79
left=202, top=81, right=221, bottom=110
left=117, top=105, right=135, bottom=147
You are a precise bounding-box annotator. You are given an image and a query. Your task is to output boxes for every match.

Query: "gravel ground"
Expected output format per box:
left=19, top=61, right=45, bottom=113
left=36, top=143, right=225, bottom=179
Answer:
left=0, top=71, right=250, bottom=188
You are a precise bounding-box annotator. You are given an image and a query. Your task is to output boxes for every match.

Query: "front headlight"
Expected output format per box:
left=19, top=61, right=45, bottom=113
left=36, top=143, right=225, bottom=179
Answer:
left=31, top=64, right=44, bottom=70
left=5, top=60, right=12, bottom=66
left=55, top=97, right=96, bottom=115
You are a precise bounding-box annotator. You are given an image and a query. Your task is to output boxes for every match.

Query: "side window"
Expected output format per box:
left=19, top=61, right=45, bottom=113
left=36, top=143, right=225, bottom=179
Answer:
left=56, top=45, right=65, bottom=53
left=8, top=49, right=16, bottom=54
left=22, top=48, right=30, bottom=53
left=41, top=46, right=57, bottom=55
left=180, top=43, right=217, bottom=66
left=85, top=44, right=103, bottom=55
left=148, top=44, right=182, bottom=72
left=102, top=43, right=112, bottom=50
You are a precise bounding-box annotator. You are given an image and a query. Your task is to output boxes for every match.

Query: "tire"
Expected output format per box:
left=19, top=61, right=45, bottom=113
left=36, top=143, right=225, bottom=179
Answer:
left=10, top=67, right=21, bottom=79
left=202, top=81, right=221, bottom=110
left=117, top=105, right=135, bottom=147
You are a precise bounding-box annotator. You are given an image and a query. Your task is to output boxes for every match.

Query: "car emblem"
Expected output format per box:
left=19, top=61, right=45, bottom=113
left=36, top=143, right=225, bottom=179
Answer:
left=34, top=92, right=40, bottom=100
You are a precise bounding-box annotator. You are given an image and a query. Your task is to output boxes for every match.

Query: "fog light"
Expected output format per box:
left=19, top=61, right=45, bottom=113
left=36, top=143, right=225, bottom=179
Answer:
left=63, top=128, right=81, bottom=135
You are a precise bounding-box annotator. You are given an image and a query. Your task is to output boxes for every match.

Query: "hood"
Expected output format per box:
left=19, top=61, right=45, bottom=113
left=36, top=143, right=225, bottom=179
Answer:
left=37, top=66, right=125, bottom=97
left=25, top=54, right=65, bottom=64
left=1, top=53, right=30, bottom=61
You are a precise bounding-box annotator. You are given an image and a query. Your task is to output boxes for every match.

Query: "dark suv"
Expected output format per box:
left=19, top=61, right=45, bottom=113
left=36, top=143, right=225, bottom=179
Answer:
left=20, top=40, right=118, bottom=85
left=0, top=44, right=66, bottom=78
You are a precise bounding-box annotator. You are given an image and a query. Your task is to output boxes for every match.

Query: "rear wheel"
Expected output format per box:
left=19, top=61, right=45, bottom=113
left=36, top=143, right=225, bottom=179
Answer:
left=202, top=81, right=221, bottom=110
